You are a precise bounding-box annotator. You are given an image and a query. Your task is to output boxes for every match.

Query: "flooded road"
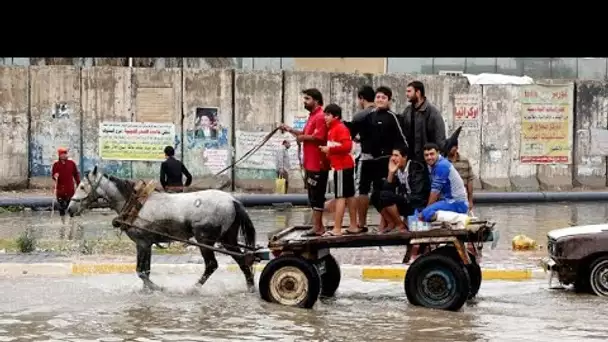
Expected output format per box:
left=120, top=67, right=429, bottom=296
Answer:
left=1, top=203, right=608, bottom=341
left=0, top=273, right=605, bottom=342
left=1, top=202, right=607, bottom=254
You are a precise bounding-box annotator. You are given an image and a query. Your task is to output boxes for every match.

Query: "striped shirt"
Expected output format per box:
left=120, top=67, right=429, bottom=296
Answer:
left=450, top=154, right=474, bottom=186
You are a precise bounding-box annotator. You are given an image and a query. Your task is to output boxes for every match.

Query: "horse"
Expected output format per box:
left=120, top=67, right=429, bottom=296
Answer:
left=66, top=166, right=257, bottom=292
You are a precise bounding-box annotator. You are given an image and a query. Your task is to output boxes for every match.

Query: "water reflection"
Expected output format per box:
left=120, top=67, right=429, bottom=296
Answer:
left=2, top=203, right=608, bottom=253
left=0, top=275, right=606, bottom=341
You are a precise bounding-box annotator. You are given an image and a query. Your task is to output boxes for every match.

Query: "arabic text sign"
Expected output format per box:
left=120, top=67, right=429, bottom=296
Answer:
left=453, top=93, right=481, bottom=130
left=519, top=84, right=573, bottom=164
left=99, top=122, right=176, bottom=161
left=235, top=131, right=299, bottom=170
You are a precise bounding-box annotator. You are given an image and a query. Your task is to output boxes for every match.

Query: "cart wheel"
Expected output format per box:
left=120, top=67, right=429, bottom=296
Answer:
left=404, top=253, right=470, bottom=311
left=428, top=246, right=479, bottom=299
left=259, top=256, right=321, bottom=308
left=466, top=253, right=482, bottom=300
left=318, top=254, right=341, bottom=298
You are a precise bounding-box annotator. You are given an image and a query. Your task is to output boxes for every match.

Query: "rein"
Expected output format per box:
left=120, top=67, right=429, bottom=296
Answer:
left=212, top=126, right=282, bottom=177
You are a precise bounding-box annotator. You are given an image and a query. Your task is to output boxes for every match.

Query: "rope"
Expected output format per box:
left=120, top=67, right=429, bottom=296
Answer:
left=187, top=126, right=282, bottom=189
left=112, top=214, right=260, bottom=257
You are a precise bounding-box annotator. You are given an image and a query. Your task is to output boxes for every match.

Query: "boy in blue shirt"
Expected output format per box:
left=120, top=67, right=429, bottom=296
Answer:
left=420, top=143, right=468, bottom=222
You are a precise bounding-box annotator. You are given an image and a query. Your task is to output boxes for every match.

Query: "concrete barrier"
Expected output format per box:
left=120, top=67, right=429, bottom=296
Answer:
left=0, top=66, right=606, bottom=193
left=29, top=66, right=82, bottom=189
left=574, top=81, right=608, bottom=189
left=182, top=68, right=233, bottom=189
left=0, top=67, right=28, bottom=189
left=233, top=70, right=283, bottom=192
left=81, top=67, right=133, bottom=178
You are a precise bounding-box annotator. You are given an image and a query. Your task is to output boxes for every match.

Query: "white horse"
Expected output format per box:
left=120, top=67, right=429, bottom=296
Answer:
left=67, top=166, right=257, bottom=292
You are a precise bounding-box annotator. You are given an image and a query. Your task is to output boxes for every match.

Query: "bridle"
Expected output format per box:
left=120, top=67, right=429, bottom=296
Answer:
left=70, top=173, right=103, bottom=212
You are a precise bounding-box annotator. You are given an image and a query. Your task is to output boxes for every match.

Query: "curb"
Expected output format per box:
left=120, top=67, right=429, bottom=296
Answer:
left=0, top=262, right=548, bottom=281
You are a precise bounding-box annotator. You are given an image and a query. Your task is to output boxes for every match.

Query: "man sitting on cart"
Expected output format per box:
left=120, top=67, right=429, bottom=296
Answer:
left=420, top=143, right=468, bottom=222
left=371, top=146, right=429, bottom=233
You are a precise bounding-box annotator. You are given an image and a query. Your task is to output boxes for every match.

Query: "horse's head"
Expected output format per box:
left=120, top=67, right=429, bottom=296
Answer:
left=67, top=166, right=134, bottom=216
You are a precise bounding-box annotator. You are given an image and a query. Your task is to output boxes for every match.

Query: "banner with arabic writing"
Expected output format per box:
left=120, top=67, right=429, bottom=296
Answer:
left=99, top=122, right=176, bottom=161
left=519, top=84, right=574, bottom=164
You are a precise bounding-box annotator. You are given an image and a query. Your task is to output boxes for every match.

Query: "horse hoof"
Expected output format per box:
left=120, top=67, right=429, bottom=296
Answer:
left=144, top=284, right=163, bottom=292
left=247, top=284, right=256, bottom=293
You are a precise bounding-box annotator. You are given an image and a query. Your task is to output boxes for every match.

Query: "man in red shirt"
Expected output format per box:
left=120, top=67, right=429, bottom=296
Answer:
left=281, top=88, right=329, bottom=236
left=51, top=147, right=81, bottom=223
left=320, top=104, right=358, bottom=237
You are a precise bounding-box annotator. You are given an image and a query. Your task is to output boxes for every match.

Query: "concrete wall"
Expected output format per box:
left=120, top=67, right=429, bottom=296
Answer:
left=1, top=66, right=608, bottom=193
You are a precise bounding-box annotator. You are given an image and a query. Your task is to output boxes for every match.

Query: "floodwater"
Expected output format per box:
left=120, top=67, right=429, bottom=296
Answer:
left=0, top=273, right=606, bottom=342
left=1, top=203, right=608, bottom=341
left=1, top=202, right=608, bottom=253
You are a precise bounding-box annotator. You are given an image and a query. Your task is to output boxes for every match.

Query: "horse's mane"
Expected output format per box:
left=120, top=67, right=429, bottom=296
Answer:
left=103, top=174, right=135, bottom=199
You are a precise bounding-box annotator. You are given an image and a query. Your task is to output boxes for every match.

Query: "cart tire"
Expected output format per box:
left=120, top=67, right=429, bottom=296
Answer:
left=428, top=246, right=480, bottom=299
left=588, top=256, right=608, bottom=297
left=404, top=253, right=470, bottom=311
left=466, top=253, right=482, bottom=300
left=319, top=254, right=341, bottom=298
left=259, top=256, right=321, bottom=308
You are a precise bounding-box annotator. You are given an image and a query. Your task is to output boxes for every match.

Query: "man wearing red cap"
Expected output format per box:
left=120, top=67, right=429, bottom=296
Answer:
left=51, top=147, right=80, bottom=223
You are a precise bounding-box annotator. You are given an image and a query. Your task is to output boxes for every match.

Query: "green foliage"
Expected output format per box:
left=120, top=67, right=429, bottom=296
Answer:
left=16, top=229, right=36, bottom=253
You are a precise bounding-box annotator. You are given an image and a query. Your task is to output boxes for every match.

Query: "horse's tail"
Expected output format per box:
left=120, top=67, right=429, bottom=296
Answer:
left=232, top=199, right=256, bottom=248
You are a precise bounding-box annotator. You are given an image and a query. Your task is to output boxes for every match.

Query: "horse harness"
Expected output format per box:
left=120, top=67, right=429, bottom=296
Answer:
left=117, top=180, right=157, bottom=226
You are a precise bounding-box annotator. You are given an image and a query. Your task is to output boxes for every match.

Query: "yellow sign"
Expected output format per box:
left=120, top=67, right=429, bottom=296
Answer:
left=99, top=122, right=176, bottom=161
left=519, top=84, right=573, bottom=164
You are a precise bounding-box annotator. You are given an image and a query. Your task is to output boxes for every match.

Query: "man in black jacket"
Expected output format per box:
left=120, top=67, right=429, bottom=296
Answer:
left=372, top=146, right=430, bottom=233
left=402, top=81, right=446, bottom=163
left=348, top=86, right=408, bottom=229
left=160, top=146, right=193, bottom=193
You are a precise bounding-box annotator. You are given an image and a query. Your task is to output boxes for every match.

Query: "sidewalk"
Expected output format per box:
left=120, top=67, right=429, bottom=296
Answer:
left=0, top=247, right=548, bottom=281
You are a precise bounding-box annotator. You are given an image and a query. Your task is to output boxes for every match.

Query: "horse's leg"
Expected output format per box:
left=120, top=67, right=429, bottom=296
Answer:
left=136, top=243, right=161, bottom=291
left=194, top=236, right=219, bottom=287
left=223, top=242, right=255, bottom=293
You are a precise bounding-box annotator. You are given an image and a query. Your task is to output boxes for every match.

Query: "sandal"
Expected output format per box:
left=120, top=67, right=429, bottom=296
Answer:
left=343, top=229, right=361, bottom=235
left=380, top=227, right=397, bottom=234
left=322, top=231, right=341, bottom=237
left=302, top=228, right=324, bottom=237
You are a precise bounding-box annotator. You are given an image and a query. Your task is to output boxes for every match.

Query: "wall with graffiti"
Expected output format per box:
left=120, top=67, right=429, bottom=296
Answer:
left=2, top=66, right=607, bottom=193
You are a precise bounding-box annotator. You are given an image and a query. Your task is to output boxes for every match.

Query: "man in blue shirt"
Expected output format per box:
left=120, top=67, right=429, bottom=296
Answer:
left=420, top=143, right=468, bottom=222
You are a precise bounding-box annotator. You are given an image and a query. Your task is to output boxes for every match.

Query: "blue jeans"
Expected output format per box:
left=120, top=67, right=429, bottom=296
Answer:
left=421, top=200, right=468, bottom=222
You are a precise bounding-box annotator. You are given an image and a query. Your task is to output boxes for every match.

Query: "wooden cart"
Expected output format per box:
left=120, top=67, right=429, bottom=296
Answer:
left=257, top=220, right=498, bottom=311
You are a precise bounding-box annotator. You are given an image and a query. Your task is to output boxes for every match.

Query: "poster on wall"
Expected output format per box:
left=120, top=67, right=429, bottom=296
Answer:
left=194, top=107, right=220, bottom=140
left=453, top=94, right=480, bottom=130
left=99, top=122, right=176, bottom=161
left=292, top=111, right=309, bottom=131
left=519, top=84, right=573, bottom=164
left=235, top=130, right=299, bottom=170
left=202, top=148, right=231, bottom=175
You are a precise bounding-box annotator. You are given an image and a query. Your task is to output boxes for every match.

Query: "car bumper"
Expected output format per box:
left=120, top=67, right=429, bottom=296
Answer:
left=540, top=257, right=558, bottom=272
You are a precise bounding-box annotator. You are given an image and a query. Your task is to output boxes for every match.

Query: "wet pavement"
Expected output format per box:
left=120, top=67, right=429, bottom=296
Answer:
left=1, top=203, right=607, bottom=341
left=0, top=272, right=605, bottom=341
left=1, top=202, right=608, bottom=269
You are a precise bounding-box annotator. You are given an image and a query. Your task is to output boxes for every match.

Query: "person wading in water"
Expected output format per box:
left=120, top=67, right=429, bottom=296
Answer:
left=160, top=146, right=193, bottom=193
left=51, top=147, right=80, bottom=224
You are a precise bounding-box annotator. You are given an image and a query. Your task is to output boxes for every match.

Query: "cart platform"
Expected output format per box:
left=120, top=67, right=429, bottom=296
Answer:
left=268, top=220, right=497, bottom=250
